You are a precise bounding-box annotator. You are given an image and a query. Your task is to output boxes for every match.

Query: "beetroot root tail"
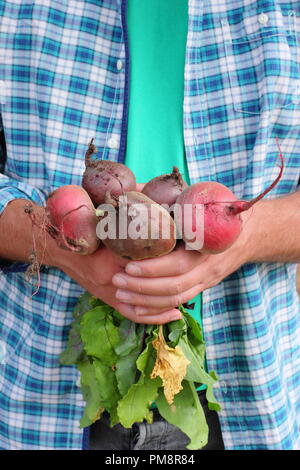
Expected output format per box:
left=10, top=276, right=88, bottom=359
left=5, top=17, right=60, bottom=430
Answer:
left=231, top=137, right=284, bottom=215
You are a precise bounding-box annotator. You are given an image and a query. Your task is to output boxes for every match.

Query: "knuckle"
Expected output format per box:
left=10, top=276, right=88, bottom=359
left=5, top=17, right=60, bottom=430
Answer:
left=138, top=294, right=148, bottom=307
left=98, top=275, right=110, bottom=287
left=136, top=280, right=144, bottom=294
left=171, top=279, right=183, bottom=296
left=210, top=265, right=221, bottom=281
left=172, top=293, right=182, bottom=307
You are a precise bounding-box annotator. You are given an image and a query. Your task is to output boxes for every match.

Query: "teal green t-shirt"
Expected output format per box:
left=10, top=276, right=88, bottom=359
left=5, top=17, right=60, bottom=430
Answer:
left=124, top=0, right=203, bottom=331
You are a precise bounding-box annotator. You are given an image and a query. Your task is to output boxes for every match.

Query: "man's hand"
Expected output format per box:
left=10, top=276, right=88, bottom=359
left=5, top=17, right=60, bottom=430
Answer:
left=0, top=199, right=181, bottom=324
left=111, top=241, right=246, bottom=319
left=111, top=192, right=300, bottom=322
left=54, top=244, right=182, bottom=324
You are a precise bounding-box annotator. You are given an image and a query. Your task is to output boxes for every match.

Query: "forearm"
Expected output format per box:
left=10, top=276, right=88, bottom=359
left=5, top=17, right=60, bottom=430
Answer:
left=238, top=190, right=300, bottom=264
left=0, top=199, right=60, bottom=267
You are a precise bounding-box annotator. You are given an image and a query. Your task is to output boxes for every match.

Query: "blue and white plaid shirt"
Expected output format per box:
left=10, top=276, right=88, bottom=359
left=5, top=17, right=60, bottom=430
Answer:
left=0, top=0, right=300, bottom=450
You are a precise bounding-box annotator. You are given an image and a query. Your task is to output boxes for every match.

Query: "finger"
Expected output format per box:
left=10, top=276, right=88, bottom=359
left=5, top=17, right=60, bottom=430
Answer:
left=119, top=299, right=184, bottom=318
left=115, top=284, right=202, bottom=310
left=125, top=245, right=206, bottom=278
left=116, top=301, right=168, bottom=317
left=112, top=265, right=203, bottom=296
left=135, top=305, right=182, bottom=316
left=117, top=303, right=182, bottom=325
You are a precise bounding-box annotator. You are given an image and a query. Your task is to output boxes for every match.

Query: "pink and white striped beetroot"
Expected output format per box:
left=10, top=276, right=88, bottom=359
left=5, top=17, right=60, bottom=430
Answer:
left=175, top=144, right=284, bottom=254
left=46, top=184, right=100, bottom=255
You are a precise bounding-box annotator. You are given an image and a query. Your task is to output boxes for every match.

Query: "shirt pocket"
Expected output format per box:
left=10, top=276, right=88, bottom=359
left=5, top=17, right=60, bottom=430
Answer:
left=221, top=8, right=300, bottom=115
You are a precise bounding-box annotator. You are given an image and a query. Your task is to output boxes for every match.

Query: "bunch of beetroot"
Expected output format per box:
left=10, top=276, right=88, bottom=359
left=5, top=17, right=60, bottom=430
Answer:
left=45, top=138, right=284, bottom=260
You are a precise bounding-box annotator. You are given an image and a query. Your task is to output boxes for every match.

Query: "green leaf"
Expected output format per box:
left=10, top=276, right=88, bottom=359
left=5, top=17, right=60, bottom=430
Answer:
left=109, top=406, right=120, bottom=428
left=115, top=320, right=145, bottom=357
left=205, top=371, right=222, bottom=412
left=136, top=338, right=156, bottom=373
left=117, top=341, right=161, bottom=427
left=72, top=292, right=98, bottom=319
left=167, top=317, right=187, bottom=346
left=61, top=297, right=221, bottom=438
left=93, top=358, right=121, bottom=411
left=80, top=307, right=121, bottom=366
left=110, top=307, right=124, bottom=323
left=178, top=336, right=206, bottom=383
left=176, top=336, right=221, bottom=413
left=60, top=292, right=97, bottom=366
left=117, top=374, right=161, bottom=428
left=183, top=309, right=205, bottom=346
left=114, top=321, right=146, bottom=397
left=156, top=381, right=209, bottom=450
left=115, top=344, right=142, bottom=397
left=77, top=359, right=104, bottom=428
left=59, top=319, right=85, bottom=365
left=145, top=323, right=157, bottom=336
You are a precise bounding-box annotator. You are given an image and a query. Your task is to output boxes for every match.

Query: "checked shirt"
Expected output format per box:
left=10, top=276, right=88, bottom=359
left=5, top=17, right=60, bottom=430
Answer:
left=0, top=0, right=300, bottom=449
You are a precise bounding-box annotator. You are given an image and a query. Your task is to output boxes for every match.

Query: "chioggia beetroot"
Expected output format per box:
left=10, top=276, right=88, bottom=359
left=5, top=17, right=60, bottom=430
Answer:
left=82, top=139, right=136, bottom=206
left=175, top=143, right=284, bottom=254
left=142, top=166, right=188, bottom=207
left=46, top=185, right=100, bottom=254
left=97, top=191, right=177, bottom=260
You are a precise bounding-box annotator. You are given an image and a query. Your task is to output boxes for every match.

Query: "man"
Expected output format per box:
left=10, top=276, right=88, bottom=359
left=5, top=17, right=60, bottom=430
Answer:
left=0, top=0, right=300, bottom=450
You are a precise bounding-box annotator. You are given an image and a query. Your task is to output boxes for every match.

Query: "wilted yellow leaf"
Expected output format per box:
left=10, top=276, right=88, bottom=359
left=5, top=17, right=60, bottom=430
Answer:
left=151, top=326, right=190, bottom=405
left=93, top=407, right=104, bottom=423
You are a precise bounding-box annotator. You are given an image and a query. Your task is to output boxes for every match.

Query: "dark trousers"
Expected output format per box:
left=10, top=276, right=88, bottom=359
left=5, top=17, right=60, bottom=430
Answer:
left=89, top=389, right=225, bottom=450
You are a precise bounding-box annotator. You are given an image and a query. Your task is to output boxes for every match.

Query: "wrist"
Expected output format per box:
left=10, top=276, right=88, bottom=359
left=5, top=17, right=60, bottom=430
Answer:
left=227, top=206, right=258, bottom=266
left=37, top=233, right=64, bottom=269
left=233, top=200, right=272, bottom=265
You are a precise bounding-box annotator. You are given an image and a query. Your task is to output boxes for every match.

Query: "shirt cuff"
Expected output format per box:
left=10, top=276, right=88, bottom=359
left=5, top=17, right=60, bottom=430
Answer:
left=0, top=174, right=47, bottom=215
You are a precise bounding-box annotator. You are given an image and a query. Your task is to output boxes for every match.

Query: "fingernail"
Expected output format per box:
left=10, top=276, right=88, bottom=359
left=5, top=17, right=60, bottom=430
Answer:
left=126, top=264, right=142, bottom=276
left=116, top=289, right=132, bottom=301
left=112, top=274, right=127, bottom=288
left=135, top=306, right=148, bottom=316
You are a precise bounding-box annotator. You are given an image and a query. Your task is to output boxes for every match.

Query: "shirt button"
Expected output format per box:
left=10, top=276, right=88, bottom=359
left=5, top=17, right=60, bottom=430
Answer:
left=117, top=60, right=123, bottom=71
left=258, top=13, right=269, bottom=25
left=108, top=137, right=119, bottom=149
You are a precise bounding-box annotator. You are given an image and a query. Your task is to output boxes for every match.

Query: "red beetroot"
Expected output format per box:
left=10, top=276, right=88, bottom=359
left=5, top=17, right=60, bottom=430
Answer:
left=98, top=191, right=177, bottom=260
left=82, top=139, right=136, bottom=206
left=175, top=144, right=284, bottom=253
left=142, top=166, right=188, bottom=207
left=46, top=185, right=100, bottom=255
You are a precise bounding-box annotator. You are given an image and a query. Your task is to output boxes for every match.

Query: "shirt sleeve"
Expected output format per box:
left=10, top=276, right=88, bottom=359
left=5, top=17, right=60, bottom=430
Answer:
left=0, top=173, right=47, bottom=215
left=0, top=115, right=47, bottom=214
left=0, top=113, right=49, bottom=271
